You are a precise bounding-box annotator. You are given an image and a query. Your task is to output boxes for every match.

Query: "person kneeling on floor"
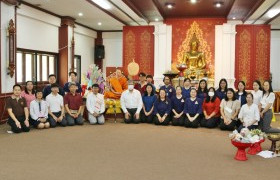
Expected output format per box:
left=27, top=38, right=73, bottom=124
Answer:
left=64, top=82, right=84, bottom=126
left=121, top=80, right=143, bottom=124
left=86, top=84, right=105, bottom=125
left=6, top=84, right=30, bottom=133
left=30, top=90, right=50, bottom=129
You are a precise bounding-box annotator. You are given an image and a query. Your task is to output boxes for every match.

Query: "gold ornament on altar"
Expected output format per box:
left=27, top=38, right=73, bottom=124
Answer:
left=127, top=59, right=139, bottom=76
left=173, top=21, right=214, bottom=80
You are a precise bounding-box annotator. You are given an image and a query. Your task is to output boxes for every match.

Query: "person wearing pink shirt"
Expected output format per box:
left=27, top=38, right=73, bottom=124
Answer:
left=20, top=81, right=36, bottom=109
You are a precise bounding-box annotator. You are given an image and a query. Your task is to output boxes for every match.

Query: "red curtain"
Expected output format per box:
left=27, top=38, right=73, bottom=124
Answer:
left=122, top=26, right=154, bottom=79
left=235, top=25, right=270, bottom=89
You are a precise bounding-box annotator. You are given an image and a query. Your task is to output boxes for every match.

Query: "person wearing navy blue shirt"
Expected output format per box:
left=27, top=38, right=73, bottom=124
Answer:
left=160, top=76, right=175, bottom=99
left=171, top=86, right=185, bottom=126
left=197, top=79, right=208, bottom=101
left=184, top=88, right=203, bottom=128
left=153, top=89, right=171, bottom=125
left=141, top=84, right=157, bottom=123
left=63, top=71, right=82, bottom=94
left=216, top=78, right=227, bottom=100
left=235, top=81, right=247, bottom=106
left=43, top=74, right=65, bottom=99
left=146, top=75, right=156, bottom=94
left=182, top=78, right=191, bottom=99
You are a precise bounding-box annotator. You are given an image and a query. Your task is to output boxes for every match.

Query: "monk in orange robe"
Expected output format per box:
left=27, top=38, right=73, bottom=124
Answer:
left=104, top=69, right=128, bottom=99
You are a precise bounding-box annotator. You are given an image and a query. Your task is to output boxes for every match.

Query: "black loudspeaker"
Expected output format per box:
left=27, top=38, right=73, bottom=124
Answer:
left=95, top=45, right=105, bottom=59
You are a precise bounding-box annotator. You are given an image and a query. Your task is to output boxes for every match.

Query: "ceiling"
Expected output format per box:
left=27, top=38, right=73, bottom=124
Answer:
left=20, top=0, right=280, bottom=31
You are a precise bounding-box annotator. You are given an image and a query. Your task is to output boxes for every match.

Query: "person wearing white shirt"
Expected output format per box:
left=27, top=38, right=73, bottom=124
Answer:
left=121, top=80, right=143, bottom=124
left=86, top=84, right=105, bottom=125
left=238, top=93, right=260, bottom=132
left=30, top=90, right=50, bottom=129
left=252, top=80, right=263, bottom=106
left=259, top=81, right=280, bottom=133
left=46, top=84, right=67, bottom=127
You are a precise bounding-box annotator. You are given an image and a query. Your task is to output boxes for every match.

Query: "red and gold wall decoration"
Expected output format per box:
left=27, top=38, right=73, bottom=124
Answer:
left=235, top=25, right=270, bottom=89
left=165, top=18, right=226, bottom=76
left=122, top=26, right=154, bottom=78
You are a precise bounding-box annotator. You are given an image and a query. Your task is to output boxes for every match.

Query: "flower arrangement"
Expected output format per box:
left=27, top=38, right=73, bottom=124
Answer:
left=81, top=64, right=105, bottom=97
left=229, top=128, right=266, bottom=143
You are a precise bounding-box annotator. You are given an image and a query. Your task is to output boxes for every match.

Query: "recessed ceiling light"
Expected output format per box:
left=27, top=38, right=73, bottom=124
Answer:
left=155, top=18, right=159, bottom=22
left=98, top=22, right=102, bottom=26
left=165, top=3, right=175, bottom=9
left=78, top=13, right=83, bottom=16
left=214, top=2, right=223, bottom=8
left=190, top=0, right=197, bottom=4
left=91, top=0, right=111, bottom=10
left=232, top=17, right=236, bottom=20
left=267, top=9, right=280, bottom=18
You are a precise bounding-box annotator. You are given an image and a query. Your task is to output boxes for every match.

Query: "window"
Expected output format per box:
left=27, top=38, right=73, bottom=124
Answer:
left=74, top=55, right=81, bottom=83
left=16, top=49, right=58, bottom=84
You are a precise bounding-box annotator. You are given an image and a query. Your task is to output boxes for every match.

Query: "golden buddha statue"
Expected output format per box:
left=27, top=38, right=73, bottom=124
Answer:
left=182, top=34, right=206, bottom=71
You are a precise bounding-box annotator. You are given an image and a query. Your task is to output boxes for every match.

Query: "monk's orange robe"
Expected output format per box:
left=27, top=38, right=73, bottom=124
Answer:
left=104, top=77, right=127, bottom=99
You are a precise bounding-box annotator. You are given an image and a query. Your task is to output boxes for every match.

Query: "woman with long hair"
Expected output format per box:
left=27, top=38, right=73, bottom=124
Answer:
left=20, top=81, right=36, bottom=109
left=216, top=78, right=228, bottom=100
left=141, top=83, right=157, bottom=123
left=259, top=80, right=280, bottom=133
left=201, top=87, right=221, bottom=128
left=220, top=88, right=241, bottom=131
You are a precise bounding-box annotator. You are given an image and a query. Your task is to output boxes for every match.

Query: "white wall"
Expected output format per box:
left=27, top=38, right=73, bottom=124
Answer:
left=1, top=2, right=16, bottom=93
left=17, top=5, right=60, bottom=53
left=74, top=25, right=97, bottom=78
left=102, top=32, right=123, bottom=77
left=271, top=31, right=280, bottom=91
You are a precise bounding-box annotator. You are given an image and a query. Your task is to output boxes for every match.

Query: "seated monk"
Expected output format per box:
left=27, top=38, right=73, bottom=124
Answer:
left=104, top=69, right=128, bottom=99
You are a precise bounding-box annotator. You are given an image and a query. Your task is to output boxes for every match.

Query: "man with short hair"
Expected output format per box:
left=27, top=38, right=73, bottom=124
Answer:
left=134, top=72, right=147, bottom=95
left=160, top=76, right=175, bottom=99
left=43, top=74, right=65, bottom=98
left=64, top=82, right=84, bottom=126
left=121, top=80, right=143, bottom=124
left=63, top=71, right=82, bottom=93
left=86, top=84, right=105, bottom=125
left=6, top=84, right=30, bottom=133
left=46, top=83, right=67, bottom=127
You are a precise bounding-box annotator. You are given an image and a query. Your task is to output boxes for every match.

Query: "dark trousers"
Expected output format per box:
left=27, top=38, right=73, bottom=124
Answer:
left=140, top=110, right=154, bottom=123
left=260, top=109, right=280, bottom=133
left=154, top=115, right=171, bottom=126
left=200, top=117, right=220, bottom=128
left=172, top=115, right=185, bottom=126
left=8, top=116, right=30, bottom=133
left=237, top=125, right=258, bottom=132
left=124, top=108, right=140, bottom=124
left=220, top=119, right=236, bottom=131
left=48, top=112, right=67, bottom=128
left=185, top=114, right=202, bottom=128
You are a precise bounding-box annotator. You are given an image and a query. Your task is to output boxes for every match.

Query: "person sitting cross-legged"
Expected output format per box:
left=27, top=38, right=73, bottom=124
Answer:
left=29, top=90, right=50, bottom=129
left=86, top=84, right=105, bottom=125
left=64, top=82, right=84, bottom=126
left=6, top=84, right=30, bottom=133
left=121, top=80, right=143, bottom=124
left=46, top=83, right=67, bottom=127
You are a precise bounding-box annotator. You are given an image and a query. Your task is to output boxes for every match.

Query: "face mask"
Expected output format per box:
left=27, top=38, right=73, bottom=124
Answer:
left=128, top=85, right=134, bottom=90
left=208, top=92, right=214, bottom=97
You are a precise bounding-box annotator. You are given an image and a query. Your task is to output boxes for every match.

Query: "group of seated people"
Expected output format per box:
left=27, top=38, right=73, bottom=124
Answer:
left=121, top=73, right=279, bottom=134
left=5, top=70, right=279, bottom=135
left=6, top=72, right=105, bottom=133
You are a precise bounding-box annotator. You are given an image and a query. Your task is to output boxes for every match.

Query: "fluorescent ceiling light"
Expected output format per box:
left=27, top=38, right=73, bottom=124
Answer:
left=267, top=9, right=280, bottom=18
left=91, top=0, right=111, bottom=10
